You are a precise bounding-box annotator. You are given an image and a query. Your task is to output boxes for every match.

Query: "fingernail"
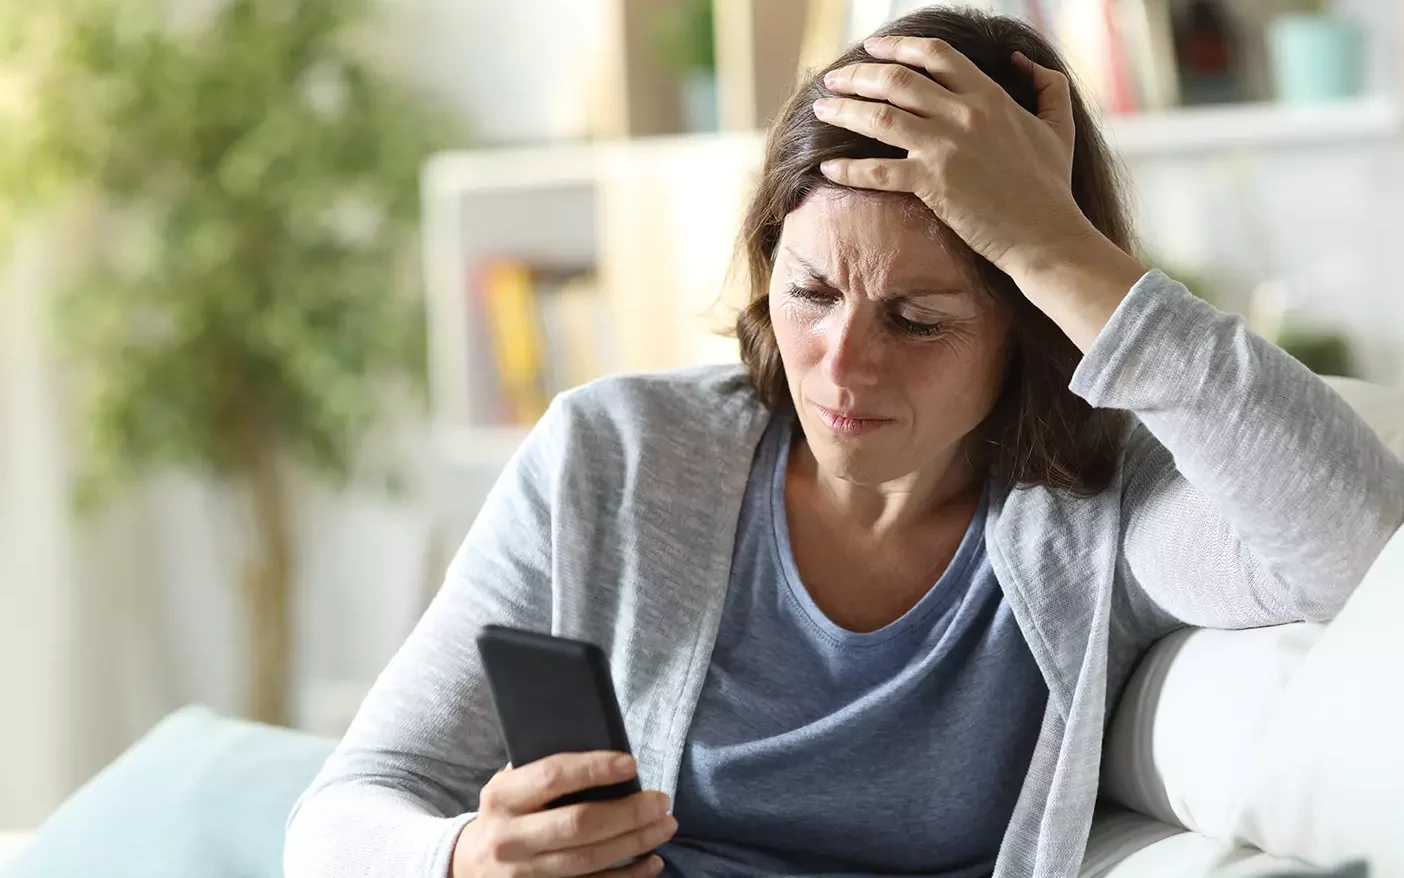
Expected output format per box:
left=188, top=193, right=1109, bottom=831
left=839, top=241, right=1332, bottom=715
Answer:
left=649, top=854, right=665, bottom=875
left=613, top=754, right=635, bottom=773
left=819, top=160, right=839, bottom=175
left=813, top=98, right=834, bottom=116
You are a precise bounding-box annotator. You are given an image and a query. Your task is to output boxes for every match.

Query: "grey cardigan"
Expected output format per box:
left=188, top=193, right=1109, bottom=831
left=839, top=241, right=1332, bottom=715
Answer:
left=284, top=270, right=1404, bottom=878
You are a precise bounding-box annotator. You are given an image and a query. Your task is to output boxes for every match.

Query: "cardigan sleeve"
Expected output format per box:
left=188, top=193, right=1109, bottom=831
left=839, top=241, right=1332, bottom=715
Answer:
left=1069, top=270, right=1404, bottom=628
left=284, top=397, right=568, bottom=878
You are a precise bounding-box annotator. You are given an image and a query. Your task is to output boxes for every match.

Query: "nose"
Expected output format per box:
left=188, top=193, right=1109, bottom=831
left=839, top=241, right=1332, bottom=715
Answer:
left=821, top=303, right=882, bottom=389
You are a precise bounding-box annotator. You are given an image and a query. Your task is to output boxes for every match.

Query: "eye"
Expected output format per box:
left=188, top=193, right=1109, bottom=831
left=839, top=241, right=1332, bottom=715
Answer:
left=786, top=285, right=838, bottom=306
left=890, top=314, right=947, bottom=338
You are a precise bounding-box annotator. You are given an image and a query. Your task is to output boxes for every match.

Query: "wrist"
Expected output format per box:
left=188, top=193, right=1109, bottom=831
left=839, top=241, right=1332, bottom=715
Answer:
left=1002, top=223, right=1149, bottom=354
left=999, top=214, right=1105, bottom=286
left=449, top=816, right=481, bottom=878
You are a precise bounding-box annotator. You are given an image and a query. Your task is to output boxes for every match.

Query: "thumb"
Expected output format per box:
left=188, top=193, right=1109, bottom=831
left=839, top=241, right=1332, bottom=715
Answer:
left=1013, top=51, right=1075, bottom=153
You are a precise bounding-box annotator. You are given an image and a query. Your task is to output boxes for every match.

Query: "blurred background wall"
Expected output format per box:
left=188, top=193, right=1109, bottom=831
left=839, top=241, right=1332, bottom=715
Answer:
left=2, top=0, right=1400, bottom=831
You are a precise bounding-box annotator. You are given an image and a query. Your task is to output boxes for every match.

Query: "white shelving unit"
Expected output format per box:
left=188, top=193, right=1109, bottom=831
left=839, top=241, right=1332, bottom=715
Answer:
left=421, top=133, right=763, bottom=467
left=1105, top=95, right=1403, bottom=157
left=422, top=93, right=1402, bottom=469
left=420, top=145, right=600, bottom=436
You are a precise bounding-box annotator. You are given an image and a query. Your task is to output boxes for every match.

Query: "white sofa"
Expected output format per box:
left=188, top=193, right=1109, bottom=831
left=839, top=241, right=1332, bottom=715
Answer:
left=1083, top=376, right=1404, bottom=877
left=3, top=378, right=1400, bottom=877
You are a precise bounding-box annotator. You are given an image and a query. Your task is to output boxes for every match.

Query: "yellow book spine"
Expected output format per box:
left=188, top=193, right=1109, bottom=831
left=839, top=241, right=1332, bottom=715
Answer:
left=481, top=260, right=548, bottom=424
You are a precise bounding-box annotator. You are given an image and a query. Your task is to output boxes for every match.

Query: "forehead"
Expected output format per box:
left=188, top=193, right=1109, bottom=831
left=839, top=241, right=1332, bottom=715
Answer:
left=778, top=189, right=966, bottom=282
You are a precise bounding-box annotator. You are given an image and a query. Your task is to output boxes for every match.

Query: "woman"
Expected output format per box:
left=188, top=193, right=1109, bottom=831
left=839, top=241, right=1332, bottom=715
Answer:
left=285, top=8, right=1404, bottom=878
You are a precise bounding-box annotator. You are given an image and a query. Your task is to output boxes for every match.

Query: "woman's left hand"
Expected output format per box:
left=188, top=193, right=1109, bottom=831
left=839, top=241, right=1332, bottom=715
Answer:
left=815, top=36, right=1096, bottom=278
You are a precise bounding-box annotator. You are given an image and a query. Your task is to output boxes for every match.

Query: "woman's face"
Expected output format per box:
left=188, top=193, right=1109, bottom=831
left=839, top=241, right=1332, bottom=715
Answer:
left=769, top=189, right=1012, bottom=487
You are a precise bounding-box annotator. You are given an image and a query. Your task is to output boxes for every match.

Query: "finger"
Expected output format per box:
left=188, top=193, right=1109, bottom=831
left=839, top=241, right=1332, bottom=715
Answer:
left=1013, top=51, right=1075, bottom=152
left=592, top=853, right=666, bottom=878
left=511, top=791, right=672, bottom=854
left=812, top=97, right=923, bottom=150
left=480, top=751, right=637, bottom=816
left=531, top=815, right=677, bottom=878
left=863, top=35, right=989, bottom=94
left=822, top=62, right=958, bottom=118
left=818, top=157, right=924, bottom=194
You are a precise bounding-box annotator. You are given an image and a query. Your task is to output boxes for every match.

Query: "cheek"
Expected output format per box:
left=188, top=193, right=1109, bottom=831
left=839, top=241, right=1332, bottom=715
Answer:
left=903, top=334, right=1008, bottom=412
left=769, top=296, right=821, bottom=369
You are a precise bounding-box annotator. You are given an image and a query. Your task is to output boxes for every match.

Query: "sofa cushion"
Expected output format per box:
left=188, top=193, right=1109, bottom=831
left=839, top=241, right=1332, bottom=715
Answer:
left=1232, top=522, right=1404, bottom=873
left=1082, top=804, right=1313, bottom=878
left=1102, top=623, right=1322, bottom=834
left=0, top=704, right=335, bottom=878
left=1103, top=522, right=1404, bottom=874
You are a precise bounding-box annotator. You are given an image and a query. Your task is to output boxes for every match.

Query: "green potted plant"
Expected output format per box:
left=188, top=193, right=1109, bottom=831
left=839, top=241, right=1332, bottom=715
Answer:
left=1135, top=252, right=1356, bottom=377
left=651, top=0, right=717, bottom=132
left=1267, top=0, right=1366, bottom=103
left=0, top=0, right=452, bottom=725
left=1275, top=326, right=1356, bottom=377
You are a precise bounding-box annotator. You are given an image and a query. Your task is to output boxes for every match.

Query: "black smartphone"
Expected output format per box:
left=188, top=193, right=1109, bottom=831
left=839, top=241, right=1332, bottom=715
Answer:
left=476, top=624, right=642, bottom=809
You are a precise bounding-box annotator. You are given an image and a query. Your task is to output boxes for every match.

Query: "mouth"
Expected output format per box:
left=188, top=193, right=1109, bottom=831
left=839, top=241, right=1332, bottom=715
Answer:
left=811, top=403, right=895, bottom=437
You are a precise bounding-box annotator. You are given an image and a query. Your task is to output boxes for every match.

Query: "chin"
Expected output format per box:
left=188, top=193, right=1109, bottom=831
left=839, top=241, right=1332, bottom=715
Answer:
left=805, top=430, right=912, bottom=485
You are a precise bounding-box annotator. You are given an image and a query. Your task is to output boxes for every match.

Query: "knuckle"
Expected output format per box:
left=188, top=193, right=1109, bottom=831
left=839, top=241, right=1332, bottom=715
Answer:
left=562, top=847, right=599, bottom=874
left=880, top=65, right=907, bottom=90
left=649, top=820, right=677, bottom=844
left=478, top=785, right=504, bottom=813
left=872, top=103, right=897, bottom=129
left=587, top=758, right=615, bottom=787
left=932, top=155, right=955, bottom=184
left=537, top=758, right=566, bottom=792
left=483, top=827, right=516, bottom=862
left=560, top=803, right=593, bottom=838
left=869, top=163, right=892, bottom=186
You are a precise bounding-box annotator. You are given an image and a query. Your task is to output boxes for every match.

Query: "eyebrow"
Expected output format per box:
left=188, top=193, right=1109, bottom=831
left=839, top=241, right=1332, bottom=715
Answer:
left=788, top=250, right=969, bottom=302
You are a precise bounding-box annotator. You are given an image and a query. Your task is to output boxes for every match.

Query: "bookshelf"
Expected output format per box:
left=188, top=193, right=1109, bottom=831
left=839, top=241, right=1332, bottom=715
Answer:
left=421, top=134, right=761, bottom=464
left=1104, top=95, right=1403, bottom=157
left=422, top=95, right=1402, bottom=464
left=423, top=0, right=1404, bottom=467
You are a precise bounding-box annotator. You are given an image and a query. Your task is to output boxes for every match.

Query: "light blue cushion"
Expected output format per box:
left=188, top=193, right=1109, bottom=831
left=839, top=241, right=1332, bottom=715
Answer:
left=1, top=704, right=335, bottom=878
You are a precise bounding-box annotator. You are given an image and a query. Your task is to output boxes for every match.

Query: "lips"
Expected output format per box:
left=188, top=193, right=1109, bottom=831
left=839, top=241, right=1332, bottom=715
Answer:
left=812, top=403, right=893, bottom=437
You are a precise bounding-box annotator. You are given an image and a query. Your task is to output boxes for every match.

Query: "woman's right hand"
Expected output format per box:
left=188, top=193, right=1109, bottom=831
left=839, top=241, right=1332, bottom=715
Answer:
left=452, top=752, right=676, bottom=878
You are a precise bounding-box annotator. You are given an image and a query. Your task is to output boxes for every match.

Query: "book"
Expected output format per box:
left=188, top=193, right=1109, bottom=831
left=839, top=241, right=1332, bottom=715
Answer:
left=465, top=261, right=503, bottom=425
left=1116, top=0, right=1182, bottom=111
left=470, top=260, right=614, bottom=425
left=536, top=270, right=613, bottom=397
left=478, top=259, right=548, bottom=425
left=1055, top=0, right=1140, bottom=114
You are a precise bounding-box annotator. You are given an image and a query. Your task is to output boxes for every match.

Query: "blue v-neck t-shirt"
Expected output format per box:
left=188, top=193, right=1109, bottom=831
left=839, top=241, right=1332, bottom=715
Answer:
left=660, top=413, right=1049, bottom=877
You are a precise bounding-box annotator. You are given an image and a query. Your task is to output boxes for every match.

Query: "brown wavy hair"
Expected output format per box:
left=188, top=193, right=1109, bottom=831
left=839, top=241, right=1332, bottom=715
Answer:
left=735, top=6, right=1134, bottom=496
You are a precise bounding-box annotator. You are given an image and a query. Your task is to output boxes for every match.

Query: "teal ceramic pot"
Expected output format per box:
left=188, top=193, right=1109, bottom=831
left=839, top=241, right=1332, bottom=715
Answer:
left=1268, top=14, right=1366, bottom=103
left=681, top=69, right=718, bottom=132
